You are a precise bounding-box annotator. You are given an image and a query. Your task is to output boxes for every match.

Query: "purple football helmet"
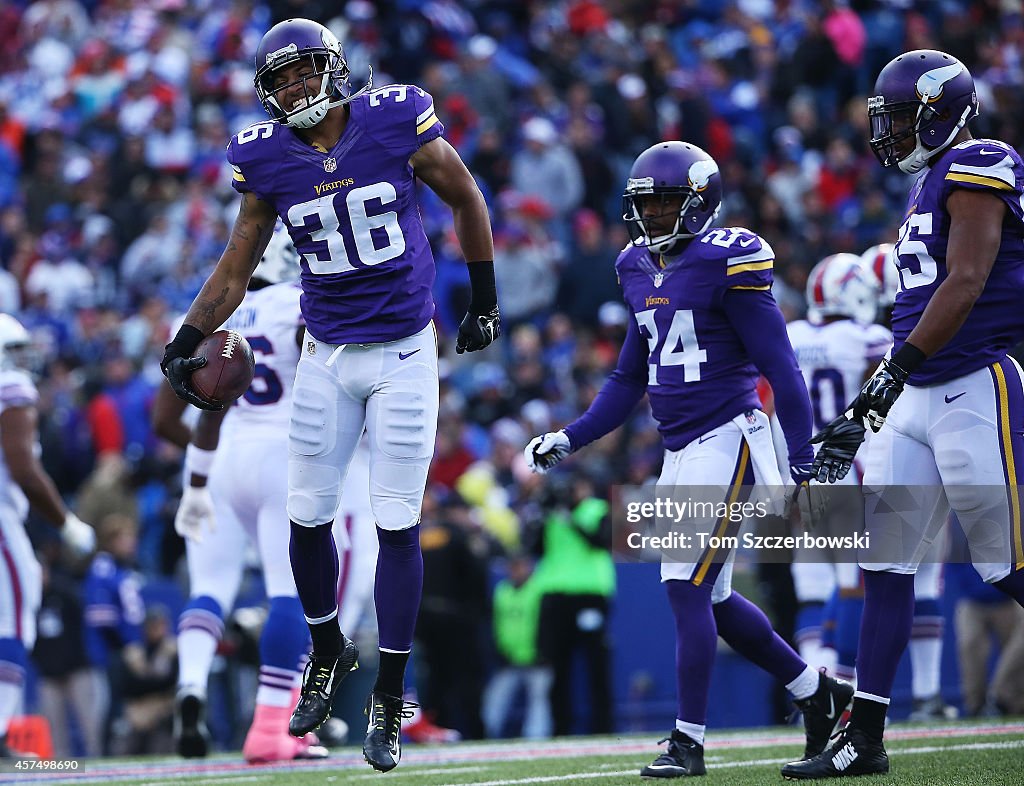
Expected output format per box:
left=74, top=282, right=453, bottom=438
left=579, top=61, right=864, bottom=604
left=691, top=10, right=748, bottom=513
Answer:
left=622, top=141, right=723, bottom=252
left=868, top=49, right=978, bottom=174
left=254, top=18, right=372, bottom=129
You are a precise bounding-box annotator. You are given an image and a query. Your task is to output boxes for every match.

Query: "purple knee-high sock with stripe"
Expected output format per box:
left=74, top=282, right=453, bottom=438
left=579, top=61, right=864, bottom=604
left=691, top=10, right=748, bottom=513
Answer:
left=846, top=570, right=915, bottom=740
left=289, top=520, right=342, bottom=656
left=374, top=524, right=423, bottom=653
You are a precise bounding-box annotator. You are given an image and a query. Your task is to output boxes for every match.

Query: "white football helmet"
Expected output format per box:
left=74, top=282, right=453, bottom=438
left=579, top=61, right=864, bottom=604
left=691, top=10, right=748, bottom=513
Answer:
left=860, top=243, right=899, bottom=308
left=252, top=224, right=301, bottom=284
left=805, top=253, right=880, bottom=325
left=0, top=314, right=31, bottom=371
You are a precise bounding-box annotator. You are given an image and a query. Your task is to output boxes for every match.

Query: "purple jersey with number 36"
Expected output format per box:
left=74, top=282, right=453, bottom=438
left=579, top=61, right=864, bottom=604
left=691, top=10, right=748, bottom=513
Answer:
left=892, top=138, right=1024, bottom=385
left=227, top=84, right=444, bottom=344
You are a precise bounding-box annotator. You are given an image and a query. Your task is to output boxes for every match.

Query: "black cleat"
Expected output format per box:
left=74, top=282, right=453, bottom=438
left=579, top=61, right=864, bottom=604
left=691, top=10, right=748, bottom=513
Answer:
left=795, top=673, right=855, bottom=759
left=175, top=691, right=211, bottom=758
left=288, top=636, right=360, bottom=737
left=640, top=730, right=706, bottom=778
left=781, top=727, right=889, bottom=780
left=363, top=692, right=416, bottom=772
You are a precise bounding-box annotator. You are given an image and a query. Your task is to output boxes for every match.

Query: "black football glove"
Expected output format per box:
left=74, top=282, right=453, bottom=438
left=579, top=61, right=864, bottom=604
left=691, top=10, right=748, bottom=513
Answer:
left=160, top=343, right=223, bottom=412
left=809, top=415, right=867, bottom=483
left=456, top=306, right=501, bottom=354
left=851, top=358, right=910, bottom=433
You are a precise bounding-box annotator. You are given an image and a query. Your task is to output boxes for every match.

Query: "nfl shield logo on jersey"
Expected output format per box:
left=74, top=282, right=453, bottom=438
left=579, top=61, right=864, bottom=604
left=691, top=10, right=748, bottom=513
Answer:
left=324, top=157, right=337, bottom=173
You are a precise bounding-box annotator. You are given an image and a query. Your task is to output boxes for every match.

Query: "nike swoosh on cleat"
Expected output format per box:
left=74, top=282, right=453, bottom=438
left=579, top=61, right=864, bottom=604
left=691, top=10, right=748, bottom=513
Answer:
left=826, top=694, right=836, bottom=720
left=944, top=392, right=967, bottom=404
left=398, top=349, right=421, bottom=360
left=698, top=434, right=717, bottom=444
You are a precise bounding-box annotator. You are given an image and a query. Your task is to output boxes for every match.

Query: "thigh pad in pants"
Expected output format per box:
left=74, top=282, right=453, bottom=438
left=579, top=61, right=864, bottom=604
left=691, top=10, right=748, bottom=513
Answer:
left=288, top=370, right=344, bottom=527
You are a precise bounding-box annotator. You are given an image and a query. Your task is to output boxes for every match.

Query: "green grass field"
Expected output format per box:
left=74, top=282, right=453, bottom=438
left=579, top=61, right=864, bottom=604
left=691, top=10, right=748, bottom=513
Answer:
left=8, top=720, right=1022, bottom=786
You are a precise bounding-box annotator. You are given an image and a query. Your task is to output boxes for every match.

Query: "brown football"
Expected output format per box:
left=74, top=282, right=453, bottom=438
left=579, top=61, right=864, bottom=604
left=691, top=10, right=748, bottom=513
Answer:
left=190, top=330, right=255, bottom=405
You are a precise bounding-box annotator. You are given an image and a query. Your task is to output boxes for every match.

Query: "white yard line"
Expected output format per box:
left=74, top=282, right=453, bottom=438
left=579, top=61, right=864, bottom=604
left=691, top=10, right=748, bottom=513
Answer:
left=444, top=739, right=1024, bottom=786
left=348, top=765, right=488, bottom=779
left=11, top=724, right=1022, bottom=785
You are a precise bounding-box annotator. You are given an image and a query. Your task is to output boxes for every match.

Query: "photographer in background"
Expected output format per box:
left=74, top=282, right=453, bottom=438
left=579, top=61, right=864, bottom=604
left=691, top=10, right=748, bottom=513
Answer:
left=526, top=475, right=614, bottom=735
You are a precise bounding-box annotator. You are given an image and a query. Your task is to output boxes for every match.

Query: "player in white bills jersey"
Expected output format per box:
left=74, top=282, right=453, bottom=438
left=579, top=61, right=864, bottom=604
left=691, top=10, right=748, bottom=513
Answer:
left=787, top=254, right=891, bottom=679
left=159, top=19, right=500, bottom=769
left=787, top=50, right=1024, bottom=779
left=0, top=315, right=94, bottom=758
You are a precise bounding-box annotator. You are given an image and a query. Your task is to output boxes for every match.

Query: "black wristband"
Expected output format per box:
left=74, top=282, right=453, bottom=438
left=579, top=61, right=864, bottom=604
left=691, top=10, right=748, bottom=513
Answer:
left=165, top=324, right=205, bottom=361
left=466, top=260, right=497, bottom=315
left=889, top=341, right=926, bottom=375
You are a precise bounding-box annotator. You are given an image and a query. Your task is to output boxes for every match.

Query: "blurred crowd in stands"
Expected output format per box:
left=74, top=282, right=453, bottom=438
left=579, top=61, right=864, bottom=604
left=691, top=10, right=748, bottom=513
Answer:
left=4, top=0, right=1024, bottom=756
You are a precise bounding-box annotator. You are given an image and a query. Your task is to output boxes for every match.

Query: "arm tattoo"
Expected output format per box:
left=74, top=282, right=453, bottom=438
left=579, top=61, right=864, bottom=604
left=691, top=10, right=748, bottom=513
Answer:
left=191, top=286, right=230, bottom=332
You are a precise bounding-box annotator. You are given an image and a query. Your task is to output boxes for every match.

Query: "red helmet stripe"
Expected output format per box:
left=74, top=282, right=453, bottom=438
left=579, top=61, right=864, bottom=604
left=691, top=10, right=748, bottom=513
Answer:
left=812, top=264, right=827, bottom=307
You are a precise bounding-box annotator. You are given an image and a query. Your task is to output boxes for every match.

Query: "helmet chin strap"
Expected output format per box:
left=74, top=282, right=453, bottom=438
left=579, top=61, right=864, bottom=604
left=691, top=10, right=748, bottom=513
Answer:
left=286, top=65, right=373, bottom=129
left=898, top=103, right=973, bottom=174
left=647, top=214, right=690, bottom=253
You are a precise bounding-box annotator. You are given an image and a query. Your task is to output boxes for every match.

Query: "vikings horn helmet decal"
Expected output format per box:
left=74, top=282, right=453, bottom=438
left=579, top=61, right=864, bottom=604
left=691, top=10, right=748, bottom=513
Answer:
left=623, top=142, right=723, bottom=253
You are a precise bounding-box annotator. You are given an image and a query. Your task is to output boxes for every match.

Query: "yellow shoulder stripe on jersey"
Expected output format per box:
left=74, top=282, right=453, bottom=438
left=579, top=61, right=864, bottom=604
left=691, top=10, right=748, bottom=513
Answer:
left=416, top=112, right=439, bottom=136
left=727, top=260, right=773, bottom=275
left=729, top=284, right=771, bottom=290
left=945, top=172, right=1014, bottom=191
left=416, top=104, right=435, bottom=124
left=231, top=167, right=246, bottom=182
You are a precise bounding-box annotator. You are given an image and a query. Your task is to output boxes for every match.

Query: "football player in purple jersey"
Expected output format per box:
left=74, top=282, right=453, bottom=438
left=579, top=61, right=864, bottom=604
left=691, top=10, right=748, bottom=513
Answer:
left=785, top=50, right=1024, bottom=780
left=526, top=141, right=852, bottom=778
left=158, top=18, right=500, bottom=772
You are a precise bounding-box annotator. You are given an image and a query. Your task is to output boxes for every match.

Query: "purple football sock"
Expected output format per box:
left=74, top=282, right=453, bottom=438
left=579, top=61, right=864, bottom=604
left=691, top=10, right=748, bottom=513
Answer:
left=289, top=520, right=340, bottom=621
left=666, top=579, right=717, bottom=726
left=855, top=570, right=915, bottom=699
left=375, top=524, right=423, bottom=652
left=993, top=568, right=1024, bottom=607
left=713, top=591, right=806, bottom=685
